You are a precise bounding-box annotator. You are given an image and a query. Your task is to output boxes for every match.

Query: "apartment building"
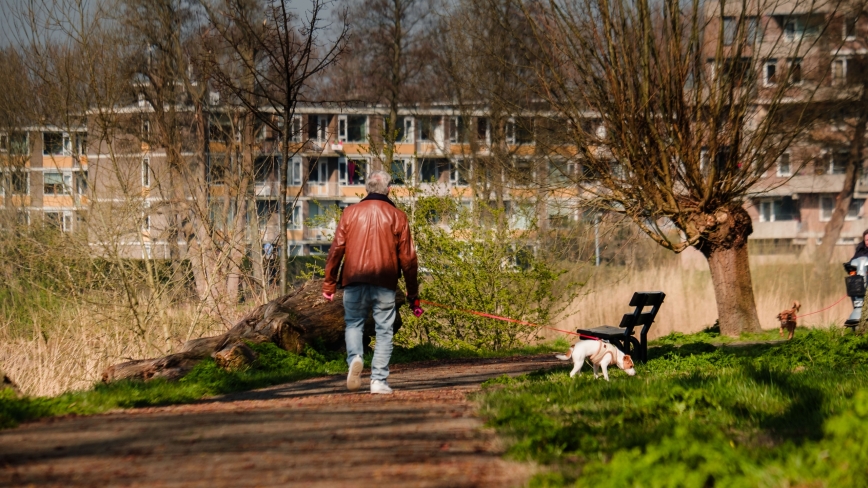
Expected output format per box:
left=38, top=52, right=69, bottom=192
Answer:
left=4, top=2, right=868, bottom=264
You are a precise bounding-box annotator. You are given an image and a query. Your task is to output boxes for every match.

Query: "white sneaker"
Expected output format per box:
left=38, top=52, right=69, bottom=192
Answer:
left=347, top=356, right=363, bottom=391
left=370, top=379, right=393, bottom=395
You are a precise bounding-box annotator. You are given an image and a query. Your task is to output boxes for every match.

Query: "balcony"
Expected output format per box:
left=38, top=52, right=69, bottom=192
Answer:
left=751, top=220, right=800, bottom=239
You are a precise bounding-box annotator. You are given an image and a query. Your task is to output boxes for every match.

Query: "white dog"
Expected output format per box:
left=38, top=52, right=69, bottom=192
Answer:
left=555, top=340, right=636, bottom=381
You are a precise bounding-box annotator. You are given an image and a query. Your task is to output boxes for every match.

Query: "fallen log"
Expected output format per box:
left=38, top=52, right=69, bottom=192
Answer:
left=102, top=279, right=405, bottom=383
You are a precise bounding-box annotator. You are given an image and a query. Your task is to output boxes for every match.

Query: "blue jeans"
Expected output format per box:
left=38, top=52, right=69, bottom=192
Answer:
left=343, top=284, right=396, bottom=382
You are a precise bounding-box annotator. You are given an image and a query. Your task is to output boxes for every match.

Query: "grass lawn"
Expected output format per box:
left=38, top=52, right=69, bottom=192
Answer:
left=0, top=339, right=568, bottom=430
left=478, top=328, right=868, bottom=487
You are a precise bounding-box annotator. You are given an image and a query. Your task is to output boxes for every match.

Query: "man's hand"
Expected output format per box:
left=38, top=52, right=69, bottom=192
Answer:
left=407, top=295, right=423, bottom=318
left=323, top=292, right=334, bottom=301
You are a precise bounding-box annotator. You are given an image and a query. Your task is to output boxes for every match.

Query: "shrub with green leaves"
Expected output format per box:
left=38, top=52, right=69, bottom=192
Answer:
left=397, top=196, right=581, bottom=350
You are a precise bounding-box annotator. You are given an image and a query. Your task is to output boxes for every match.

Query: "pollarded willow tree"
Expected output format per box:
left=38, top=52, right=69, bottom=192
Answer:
left=511, top=0, right=832, bottom=335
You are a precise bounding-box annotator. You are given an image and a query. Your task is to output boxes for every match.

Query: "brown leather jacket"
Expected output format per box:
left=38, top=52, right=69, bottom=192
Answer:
left=322, top=193, right=419, bottom=297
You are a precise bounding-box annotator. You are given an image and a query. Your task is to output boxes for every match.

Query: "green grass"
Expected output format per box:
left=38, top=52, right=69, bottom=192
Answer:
left=0, top=338, right=569, bottom=430
left=478, top=328, right=868, bottom=487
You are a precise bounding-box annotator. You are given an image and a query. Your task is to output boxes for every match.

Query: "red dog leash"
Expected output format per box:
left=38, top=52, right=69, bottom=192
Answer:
left=794, top=295, right=849, bottom=319
left=418, top=299, right=601, bottom=340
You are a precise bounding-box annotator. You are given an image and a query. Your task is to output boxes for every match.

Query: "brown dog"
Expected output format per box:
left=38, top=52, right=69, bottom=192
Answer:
left=776, top=301, right=801, bottom=340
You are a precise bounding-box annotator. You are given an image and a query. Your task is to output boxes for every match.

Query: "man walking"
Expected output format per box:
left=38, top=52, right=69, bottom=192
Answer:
left=322, top=170, right=418, bottom=394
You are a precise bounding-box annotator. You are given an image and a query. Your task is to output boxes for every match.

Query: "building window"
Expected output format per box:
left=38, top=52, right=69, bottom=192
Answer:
left=450, top=117, right=469, bottom=144
left=44, top=211, right=73, bottom=232
left=142, top=121, right=150, bottom=141
left=764, top=59, right=777, bottom=86
left=291, top=115, right=303, bottom=142
left=784, top=17, right=818, bottom=42
left=337, top=115, right=367, bottom=143
left=723, top=16, right=759, bottom=46
left=8, top=169, right=29, bottom=195
left=515, top=117, right=534, bottom=145
left=845, top=16, right=857, bottom=40
left=476, top=118, right=490, bottom=145
left=420, top=158, right=449, bottom=183
left=43, top=172, right=71, bottom=195
left=287, top=157, right=302, bottom=186
left=832, top=58, right=847, bottom=85
left=758, top=196, right=799, bottom=222
left=339, top=158, right=366, bottom=186
left=308, top=115, right=329, bottom=143
left=390, top=159, right=411, bottom=186
left=417, top=117, right=441, bottom=143
left=830, top=150, right=849, bottom=174
left=142, top=158, right=151, bottom=187
left=75, top=170, right=88, bottom=195
left=788, top=58, right=802, bottom=84
left=385, top=116, right=413, bottom=143
left=43, top=132, right=68, bottom=156
left=821, top=195, right=864, bottom=221
left=777, top=153, right=792, bottom=177
left=286, top=204, right=302, bottom=230
left=2, top=132, right=28, bottom=155
left=451, top=160, right=469, bottom=186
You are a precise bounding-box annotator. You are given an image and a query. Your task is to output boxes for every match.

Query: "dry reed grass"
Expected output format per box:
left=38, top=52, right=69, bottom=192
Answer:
left=0, top=254, right=856, bottom=398
left=554, top=260, right=852, bottom=340
left=0, top=303, right=223, bottom=397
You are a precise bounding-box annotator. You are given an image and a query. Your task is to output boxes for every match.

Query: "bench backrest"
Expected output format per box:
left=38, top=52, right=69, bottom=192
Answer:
left=617, top=291, right=666, bottom=337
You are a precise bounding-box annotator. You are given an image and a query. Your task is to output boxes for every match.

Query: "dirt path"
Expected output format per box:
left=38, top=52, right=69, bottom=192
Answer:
left=0, top=354, right=562, bottom=488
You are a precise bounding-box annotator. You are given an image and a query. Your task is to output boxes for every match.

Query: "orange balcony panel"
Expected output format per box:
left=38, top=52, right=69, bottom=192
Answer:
left=340, top=186, right=366, bottom=198
left=42, top=155, right=77, bottom=169
left=288, top=229, right=304, bottom=241
left=7, top=196, right=31, bottom=206
left=341, top=143, right=368, bottom=156
left=394, top=144, right=415, bottom=155
left=43, top=195, right=74, bottom=207
left=509, top=145, right=537, bottom=156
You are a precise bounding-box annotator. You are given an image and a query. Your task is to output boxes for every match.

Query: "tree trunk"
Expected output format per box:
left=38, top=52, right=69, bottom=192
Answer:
left=695, top=205, right=762, bottom=336
left=102, top=279, right=406, bottom=383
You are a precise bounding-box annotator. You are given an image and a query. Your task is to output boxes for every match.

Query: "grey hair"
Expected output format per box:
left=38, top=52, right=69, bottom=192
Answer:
left=366, top=170, right=392, bottom=195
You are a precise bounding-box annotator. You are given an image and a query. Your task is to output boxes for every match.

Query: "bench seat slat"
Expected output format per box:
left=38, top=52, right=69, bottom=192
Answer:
left=577, top=326, right=634, bottom=337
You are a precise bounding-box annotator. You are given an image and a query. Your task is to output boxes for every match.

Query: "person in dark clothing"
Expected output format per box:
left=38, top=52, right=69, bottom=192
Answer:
left=852, top=229, right=868, bottom=260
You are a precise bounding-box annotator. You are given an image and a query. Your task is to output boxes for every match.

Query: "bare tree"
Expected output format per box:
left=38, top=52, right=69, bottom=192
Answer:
left=331, top=0, right=437, bottom=166
left=202, top=0, right=348, bottom=296
left=505, top=0, right=831, bottom=335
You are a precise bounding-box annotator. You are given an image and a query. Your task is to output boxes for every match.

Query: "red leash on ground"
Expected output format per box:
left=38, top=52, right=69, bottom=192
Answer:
left=794, top=295, right=849, bottom=319
left=419, top=299, right=601, bottom=340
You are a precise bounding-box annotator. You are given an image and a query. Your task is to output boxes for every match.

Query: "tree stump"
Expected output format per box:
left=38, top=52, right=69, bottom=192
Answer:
left=101, top=279, right=405, bottom=383
left=1, top=368, right=18, bottom=396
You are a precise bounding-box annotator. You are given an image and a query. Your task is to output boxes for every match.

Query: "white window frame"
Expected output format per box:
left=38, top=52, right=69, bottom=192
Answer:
left=505, top=118, right=516, bottom=145
left=338, top=157, right=367, bottom=186
left=832, top=57, right=848, bottom=85
left=44, top=210, right=73, bottom=232
left=776, top=152, right=792, bottom=177
left=142, top=158, right=151, bottom=187
left=43, top=132, right=71, bottom=156
left=764, top=59, right=777, bottom=86
left=389, top=158, right=412, bottom=186
left=43, top=171, right=72, bottom=196
left=75, top=169, right=88, bottom=195
left=6, top=169, right=30, bottom=195
left=477, top=118, right=491, bottom=145
left=450, top=159, right=469, bottom=186
left=844, top=16, right=858, bottom=40
left=337, top=115, right=348, bottom=142
left=288, top=156, right=302, bottom=186
left=287, top=203, right=302, bottom=230
left=820, top=195, right=864, bottom=221
left=316, top=116, right=329, bottom=144
left=291, top=115, right=303, bottom=143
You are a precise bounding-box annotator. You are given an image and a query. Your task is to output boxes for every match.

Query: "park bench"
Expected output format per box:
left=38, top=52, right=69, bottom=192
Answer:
left=576, top=291, right=665, bottom=363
